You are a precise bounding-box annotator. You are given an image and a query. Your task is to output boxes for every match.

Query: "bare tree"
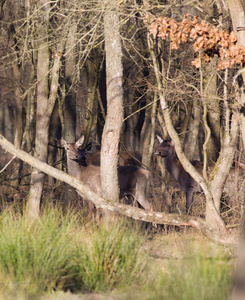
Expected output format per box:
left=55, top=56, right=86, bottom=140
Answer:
left=26, top=1, right=65, bottom=220
left=227, top=0, right=245, bottom=149
left=101, top=1, right=124, bottom=205
left=146, top=12, right=242, bottom=234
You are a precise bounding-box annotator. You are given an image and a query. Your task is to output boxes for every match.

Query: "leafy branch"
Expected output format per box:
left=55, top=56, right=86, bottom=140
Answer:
left=144, top=14, right=245, bottom=70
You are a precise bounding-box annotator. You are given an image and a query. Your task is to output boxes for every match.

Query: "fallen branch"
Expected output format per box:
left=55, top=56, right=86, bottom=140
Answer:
left=0, top=134, right=237, bottom=247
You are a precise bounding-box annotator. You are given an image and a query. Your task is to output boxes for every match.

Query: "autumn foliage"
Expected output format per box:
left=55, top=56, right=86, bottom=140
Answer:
left=144, top=14, right=245, bottom=70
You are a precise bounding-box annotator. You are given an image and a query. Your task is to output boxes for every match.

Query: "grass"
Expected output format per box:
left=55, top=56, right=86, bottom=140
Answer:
left=140, top=249, right=232, bottom=300
left=73, top=221, right=144, bottom=292
left=0, top=206, right=234, bottom=300
left=122, top=232, right=233, bottom=300
left=0, top=208, right=77, bottom=298
left=0, top=207, right=145, bottom=299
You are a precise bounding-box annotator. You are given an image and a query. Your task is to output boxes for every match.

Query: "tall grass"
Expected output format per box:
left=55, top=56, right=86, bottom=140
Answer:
left=73, top=222, right=144, bottom=291
left=0, top=207, right=145, bottom=299
left=0, top=208, right=76, bottom=298
left=0, top=205, right=233, bottom=300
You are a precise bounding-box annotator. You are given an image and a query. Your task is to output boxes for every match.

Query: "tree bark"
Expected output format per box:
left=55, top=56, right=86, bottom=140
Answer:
left=64, top=23, right=77, bottom=144
left=12, top=63, right=23, bottom=149
left=63, top=21, right=78, bottom=208
left=225, top=3, right=245, bottom=296
left=26, top=1, right=50, bottom=220
left=26, top=1, right=65, bottom=220
left=79, top=55, right=100, bottom=145
left=142, top=91, right=157, bottom=169
left=227, top=0, right=245, bottom=149
left=101, top=2, right=124, bottom=203
left=187, top=100, right=201, bottom=160
left=204, top=56, right=220, bottom=161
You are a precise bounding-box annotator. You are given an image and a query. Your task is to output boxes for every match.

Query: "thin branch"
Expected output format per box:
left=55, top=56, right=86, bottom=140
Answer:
left=0, top=156, right=16, bottom=174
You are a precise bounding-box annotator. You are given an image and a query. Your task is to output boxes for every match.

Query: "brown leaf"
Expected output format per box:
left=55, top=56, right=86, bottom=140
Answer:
left=191, top=58, right=200, bottom=68
left=149, top=22, right=158, bottom=37
left=229, top=31, right=237, bottom=43
left=190, top=28, right=197, bottom=40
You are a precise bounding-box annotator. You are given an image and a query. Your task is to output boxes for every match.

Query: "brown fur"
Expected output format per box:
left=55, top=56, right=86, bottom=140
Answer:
left=61, top=136, right=152, bottom=210
left=155, top=137, right=244, bottom=214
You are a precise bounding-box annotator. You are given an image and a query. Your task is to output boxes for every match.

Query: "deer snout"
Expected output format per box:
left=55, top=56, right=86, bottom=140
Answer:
left=71, top=154, right=81, bottom=162
left=155, top=147, right=168, bottom=157
left=154, top=147, right=161, bottom=156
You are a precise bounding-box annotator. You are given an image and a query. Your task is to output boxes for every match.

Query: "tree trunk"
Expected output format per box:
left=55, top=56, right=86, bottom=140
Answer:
left=186, top=99, right=201, bottom=160
left=11, top=62, right=23, bottom=190
left=204, top=56, right=220, bottom=161
left=64, top=23, right=77, bottom=144
left=227, top=0, right=245, bottom=149
left=26, top=1, right=50, bottom=220
left=79, top=55, right=100, bottom=144
left=63, top=22, right=78, bottom=208
left=225, top=3, right=245, bottom=296
left=12, top=63, right=23, bottom=149
left=142, top=91, right=157, bottom=169
left=24, top=63, right=35, bottom=153
left=101, top=2, right=124, bottom=204
left=26, top=1, right=64, bottom=220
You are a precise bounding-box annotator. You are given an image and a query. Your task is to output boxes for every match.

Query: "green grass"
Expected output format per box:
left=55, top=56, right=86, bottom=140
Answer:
left=73, top=221, right=144, bottom=291
left=123, top=235, right=233, bottom=300
left=0, top=208, right=77, bottom=298
left=143, top=254, right=232, bottom=300
left=0, top=207, right=145, bottom=299
left=0, top=206, right=234, bottom=300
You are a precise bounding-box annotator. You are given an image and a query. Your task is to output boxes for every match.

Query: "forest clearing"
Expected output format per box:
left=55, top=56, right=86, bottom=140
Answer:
left=0, top=0, right=245, bottom=299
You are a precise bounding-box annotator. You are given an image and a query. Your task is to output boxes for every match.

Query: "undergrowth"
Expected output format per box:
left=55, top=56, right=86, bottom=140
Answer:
left=0, top=205, right=234, bottom=300
left=0, top=207, right=144, bottom=299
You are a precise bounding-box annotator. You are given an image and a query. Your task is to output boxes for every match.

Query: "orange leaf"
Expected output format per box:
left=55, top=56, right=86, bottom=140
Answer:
left=191, top=58, right=200, bottom=68
left=229, top=31, right=237, bottom=43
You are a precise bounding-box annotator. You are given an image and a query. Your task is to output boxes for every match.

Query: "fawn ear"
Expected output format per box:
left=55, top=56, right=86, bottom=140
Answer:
left=156, top=134, right=163, bottom=143
left=61, top=137, right=67, bottom=148
left=76, top=135, right=85, bottom=148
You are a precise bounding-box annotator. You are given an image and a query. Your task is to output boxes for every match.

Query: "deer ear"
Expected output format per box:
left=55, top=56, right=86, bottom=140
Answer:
left=156, top=134, right=163, bottom=143
left=170, top=140, right=175, bottom=147
left=61, top=138, right=67, bottom=147
left=76, top=135, right=85, bottom=147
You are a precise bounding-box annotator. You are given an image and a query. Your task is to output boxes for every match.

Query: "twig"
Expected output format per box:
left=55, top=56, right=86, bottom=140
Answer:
left=0, top=156, right=16, bottom=174
left=176, top=204, right=182, bottom=215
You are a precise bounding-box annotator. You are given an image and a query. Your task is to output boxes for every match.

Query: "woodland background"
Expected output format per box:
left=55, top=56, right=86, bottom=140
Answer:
left=0, top=0, right=245, bottom=237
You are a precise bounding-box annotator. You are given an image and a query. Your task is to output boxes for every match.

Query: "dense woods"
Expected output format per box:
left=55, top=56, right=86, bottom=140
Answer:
left=0, top=0, right=245, bottom=239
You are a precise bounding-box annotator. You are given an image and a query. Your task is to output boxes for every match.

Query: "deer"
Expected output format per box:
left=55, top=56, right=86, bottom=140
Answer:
left=118, top=151, right=142, bottom=167
left=154, top=136, right=244, bottom=214
left=61, top=136, right=152, bottom=211
left=79, top=146, right=142, bottom=167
